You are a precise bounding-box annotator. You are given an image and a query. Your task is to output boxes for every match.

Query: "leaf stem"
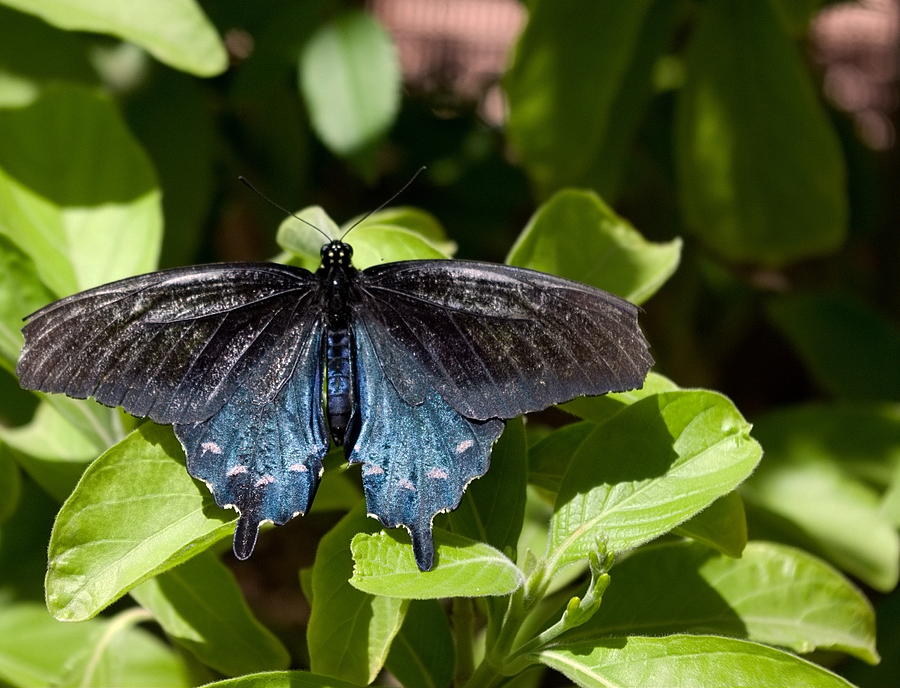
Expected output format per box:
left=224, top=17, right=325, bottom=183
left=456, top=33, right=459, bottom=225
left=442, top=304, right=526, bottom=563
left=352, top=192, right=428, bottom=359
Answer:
left=453, top=597, right=477, bottom=687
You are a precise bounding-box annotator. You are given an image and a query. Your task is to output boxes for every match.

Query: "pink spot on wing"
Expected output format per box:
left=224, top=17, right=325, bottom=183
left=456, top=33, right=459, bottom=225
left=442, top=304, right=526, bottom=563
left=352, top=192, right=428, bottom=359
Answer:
left=288, top=463, right=308, bottom=472
left=364, top=464, right=385, bottom=475
left=455, top=439, right=474, bottom=453
left=202, top=441, right=223, bottom=454
left=427, top=468, right=449, bottom=479
left=255, top=474, right=275, bottom=487
left=398, top=478, right=415, bottom=491
left=227, top=465, right=247, bottom=477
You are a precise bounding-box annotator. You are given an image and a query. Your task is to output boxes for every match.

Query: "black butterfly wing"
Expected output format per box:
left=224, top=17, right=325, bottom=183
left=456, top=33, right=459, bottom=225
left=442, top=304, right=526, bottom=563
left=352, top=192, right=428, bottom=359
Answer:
left=355, top=260, right=653, bottom=421
left=348, top=321, right=504, bottom=571
left=17, top=263, right=319, bottom=424
left=18, top=262, right=330, bottom=560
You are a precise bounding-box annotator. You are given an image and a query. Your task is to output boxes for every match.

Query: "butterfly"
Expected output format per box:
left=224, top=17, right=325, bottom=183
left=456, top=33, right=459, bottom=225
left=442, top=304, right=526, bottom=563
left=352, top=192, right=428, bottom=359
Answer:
left=16, top=227, right=652, bottom=571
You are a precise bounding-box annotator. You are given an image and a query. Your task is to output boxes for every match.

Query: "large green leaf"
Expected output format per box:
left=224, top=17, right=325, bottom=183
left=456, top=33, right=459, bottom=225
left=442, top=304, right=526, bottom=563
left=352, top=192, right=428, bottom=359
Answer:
left=768, top=294, right=900, bottom=400
left=449, top=418, right=527, bottom=559
left=277, top=206, right=448, bottom=272
left=385, top=600, right=454, bottom=688
left=0, top=604, right=191, bottom=688
left=507, top=189, right=681, bottom=304
left=745, top=460, right=899, bottom=592
left=0, top=401, right=98, bottom=501
left=0, top=84, right=162, bottom=296
left=131, top=550, right=290, bottom=676
left=548, top=391, right=761, bottom=572
left=298, top=10, right=399, bottom=156
left=536, top=635, right=855, bottom=688
left=0, top=0, right=226, bottom=76
left=566, top=541, right=877, bottom=663
left=744, top=404, right=900, bottom=591
left=676, top=0, right=846, bottom=264
left=505, top=0, right=656, bottom=194
left=344, top=206, right=456, bottom=256
left=307, top=507, right=406, bottom=685
left=45, top=423, right=235, bottom=621
left=350, top=529, right=524, bottom=599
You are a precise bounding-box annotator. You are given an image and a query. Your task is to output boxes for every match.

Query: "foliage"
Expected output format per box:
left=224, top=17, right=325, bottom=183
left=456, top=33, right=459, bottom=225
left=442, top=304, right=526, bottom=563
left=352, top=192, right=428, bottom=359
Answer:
left=0, top=0, right=897, bottom=687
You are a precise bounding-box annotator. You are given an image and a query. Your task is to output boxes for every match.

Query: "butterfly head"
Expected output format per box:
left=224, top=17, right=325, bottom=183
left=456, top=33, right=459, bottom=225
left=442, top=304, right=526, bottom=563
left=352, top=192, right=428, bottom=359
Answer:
left=320, top=240, right=354, bottom=269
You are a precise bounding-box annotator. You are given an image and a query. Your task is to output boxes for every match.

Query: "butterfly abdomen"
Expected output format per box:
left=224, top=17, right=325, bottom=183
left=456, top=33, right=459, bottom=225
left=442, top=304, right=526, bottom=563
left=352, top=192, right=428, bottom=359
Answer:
left=325, top=326, right=354, bottom=445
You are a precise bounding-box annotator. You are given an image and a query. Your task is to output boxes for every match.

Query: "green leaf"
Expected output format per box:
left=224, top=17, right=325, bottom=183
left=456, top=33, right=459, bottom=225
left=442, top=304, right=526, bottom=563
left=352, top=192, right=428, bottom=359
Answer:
left=307, top=507, right=407, bottom=685
left=752, top=403, right=900, bottom=487
left=0, top=401, right=99, bottom=501
left=298, top=10, right=400, bottom=156
left=0, top=5, right=96, bottom=108
left=536, top=635, right=855, bottom=688
left=198, top=671, right=371, bottom=688
left=507, top=190, right=681, bottom=304
left=0, top=604, right=191, bottom=688
left=673, top=490, right=747, bottom=557
left=385, top=600, right=454, bottom=688
left=573, top=0, right=683, bottom=198
left=125, top=72, right=216, bottom=266
left=341, top=225, right=448, bottom=269
left=130, top=550, right=290, bottom=676
left=768, top=294, right=900, bottom=400
left=744, top=404, right=900, bottom=591
left=345, top=206, right=457, bottom=256
left=548, top=391, right=762, bottom=572
left=505, top=0, right=656, bottom=195
left=566, top=541, right=877, bottom=663
left=277, top=207, right=448, bottom=272
left=0, top=235, right=53, bottom=371
left=56, top=608, right=192, bottom=688
left=45, top=423, right=235, bottom=621
left=676, top=0, right=846, bottom=265
left=560, top=372, right=679, bottom=425
left=449, top=418, right=527, bottom=558
left=350, top=529, right=524, bottom=599
left=0, top=84, right=162, bottom=296
left=0, top=0, right=226, bottom=76
left=529, top=421, right=594, bottom=494
left=0, top=448, right=21, bottom=524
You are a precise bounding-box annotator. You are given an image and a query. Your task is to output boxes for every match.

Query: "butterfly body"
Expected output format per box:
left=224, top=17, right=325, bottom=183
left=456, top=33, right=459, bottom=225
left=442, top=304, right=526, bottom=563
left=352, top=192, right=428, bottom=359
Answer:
left=18, top=237, right=653, bottom=571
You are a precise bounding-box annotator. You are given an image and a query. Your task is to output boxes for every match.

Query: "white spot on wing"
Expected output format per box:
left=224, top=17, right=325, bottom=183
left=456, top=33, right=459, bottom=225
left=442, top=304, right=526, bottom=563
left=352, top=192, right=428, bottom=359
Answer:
left=227, top=465, right=248, bottom=476
left=364, top=464, right=385, bottom=476
left=398, top=478, right=415, bottom=491
left=455, top=439, right=474, bottom=453
left=255, top=474, right=275, bottom=487
left=288, top=463, right=308, bottom=472
left=427, top=468, right=449, bottom=479
left=202, top=441, right=222, bottom=454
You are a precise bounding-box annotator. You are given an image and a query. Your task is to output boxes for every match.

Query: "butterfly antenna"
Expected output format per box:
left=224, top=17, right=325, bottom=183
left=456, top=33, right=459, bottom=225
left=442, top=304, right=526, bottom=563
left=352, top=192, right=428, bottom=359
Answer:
left=339, top=165, right=427, bottom=241
left=238, top=175, right=332, bottom=243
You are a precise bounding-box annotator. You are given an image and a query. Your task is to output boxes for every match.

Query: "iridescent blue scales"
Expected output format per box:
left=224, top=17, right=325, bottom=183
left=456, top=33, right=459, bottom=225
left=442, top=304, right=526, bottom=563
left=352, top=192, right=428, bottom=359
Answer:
left=17, top=240, right=652, bottom=571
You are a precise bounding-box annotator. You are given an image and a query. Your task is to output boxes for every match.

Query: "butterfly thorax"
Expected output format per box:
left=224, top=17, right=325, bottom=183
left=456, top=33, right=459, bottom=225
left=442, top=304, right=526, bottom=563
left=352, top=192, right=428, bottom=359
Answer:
left=317, top=240, right=359, bottom=446
left=317, top=240, right=357, bottom=327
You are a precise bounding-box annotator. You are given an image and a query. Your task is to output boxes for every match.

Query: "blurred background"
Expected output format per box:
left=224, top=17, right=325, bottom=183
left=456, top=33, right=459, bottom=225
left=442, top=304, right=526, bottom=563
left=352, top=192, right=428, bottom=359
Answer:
left=0, top=0, right=898, bottom=686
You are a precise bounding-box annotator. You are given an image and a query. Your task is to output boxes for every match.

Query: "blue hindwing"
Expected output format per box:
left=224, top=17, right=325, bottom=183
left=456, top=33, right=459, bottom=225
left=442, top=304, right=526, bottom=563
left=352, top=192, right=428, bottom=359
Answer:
left=174, top=326, right=328, bottom=559
left=349, top=324, right=505, bottom=571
